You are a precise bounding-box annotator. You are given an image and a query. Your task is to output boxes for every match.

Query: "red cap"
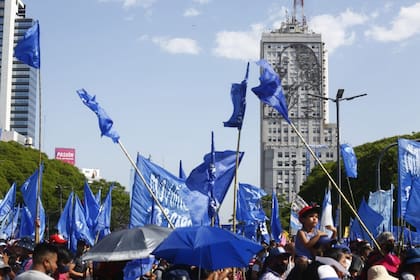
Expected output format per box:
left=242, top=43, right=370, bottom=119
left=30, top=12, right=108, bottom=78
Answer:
left=50, top=234, right=67, bottom=244
left=298, top=204, right=320, bottom=219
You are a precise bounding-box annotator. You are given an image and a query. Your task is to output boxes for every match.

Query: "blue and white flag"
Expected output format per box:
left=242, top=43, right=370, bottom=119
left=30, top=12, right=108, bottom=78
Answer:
left=0, top=183, right=16, bottom=218
left=252, top=59, right=290, bottom=124
left=320, top=187, right=334, bottom=237
left=236, top=183, right=267, bottom=224
left=398, top=138, right=420, bottom=218
left=270, top=190, right=282, bottom=242
left=341, top=144, right=358, bottom=178
left=130, top=153, right=197, bottom=228
left=224, top=62, right=249, bottom=129
left=77, top=89, right=120, bottom=143
left=259, top=221, right=270, bottom=244
left=1, top=206, right=20, bottom=239
left=368, top=186, right=393, bottom=233
left=14, top=20, right=40, bottom=68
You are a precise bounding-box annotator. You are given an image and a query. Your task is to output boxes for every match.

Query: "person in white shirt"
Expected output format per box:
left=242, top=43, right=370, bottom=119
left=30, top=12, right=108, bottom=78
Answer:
left=15, top=243, right=58, bottom=280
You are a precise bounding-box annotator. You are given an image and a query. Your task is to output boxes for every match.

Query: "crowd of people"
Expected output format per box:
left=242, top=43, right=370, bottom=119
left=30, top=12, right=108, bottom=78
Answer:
left=0, top=204, right=419, bottom=280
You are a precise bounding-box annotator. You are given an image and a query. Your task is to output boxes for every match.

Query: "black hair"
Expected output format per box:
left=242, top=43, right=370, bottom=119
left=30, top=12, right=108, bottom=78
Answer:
left=32, top=243, right=59, bottom=265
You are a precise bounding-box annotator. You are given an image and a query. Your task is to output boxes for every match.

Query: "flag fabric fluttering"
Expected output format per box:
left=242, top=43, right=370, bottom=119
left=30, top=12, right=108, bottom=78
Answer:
left=368, top=186, right=394, bottom=233
left=2, top=206, right=20, bottom=239
left=341, top=144, right=358, bottom=178
left=223, top=62, right=249, bottom=129
left=270, top=190, right=282, bottom=242
left=236, top=183, right=267, bottom=224
left=71, top=195, right=94, bottom=252
left=320, top=187, right=334, bottom=237
left=19, top=206, right=34, bottom=238
left=95, top=186, right=114, bottom=239
left=76, top=88, right=120, bottom=143
left=57, top=191, right=74, bottom=241
left=14, top=20, right=40, bottom=68
left=84, top=182, right=100, bottom=232
left=350, top=198, right=383, bottom=241
left=259, top=221, right=270, bottom=244
left=398, top=138, right=420, bottom=218
left=404, top=183, right=420, bottom=229
left=207, top=132, right=218, bottom=220
left=0, top=183, right=16, bottom=218
left=251, top=59, right=290, bottom=124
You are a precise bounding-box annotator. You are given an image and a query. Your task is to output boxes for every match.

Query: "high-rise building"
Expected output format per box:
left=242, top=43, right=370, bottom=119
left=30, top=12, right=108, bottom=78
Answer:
left=0, top=0, right=37, bottom=145
left=260, top=3, right=337, bottom=201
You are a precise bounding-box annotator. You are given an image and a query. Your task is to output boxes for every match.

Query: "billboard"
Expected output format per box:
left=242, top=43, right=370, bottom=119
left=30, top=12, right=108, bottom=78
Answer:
left=55, top=148, right=76, bottom=165
left=81, top=168, right=101, bottom=181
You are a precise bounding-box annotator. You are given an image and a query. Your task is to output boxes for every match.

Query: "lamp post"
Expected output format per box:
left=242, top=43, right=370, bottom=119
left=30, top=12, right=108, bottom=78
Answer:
left=55, top=185, right=70, bottom=213
left=308, top=89, right=367, bottom=238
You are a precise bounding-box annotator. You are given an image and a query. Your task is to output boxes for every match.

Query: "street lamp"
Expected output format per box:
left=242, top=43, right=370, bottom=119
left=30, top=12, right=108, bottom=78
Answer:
left=308, top=89, right=367, bottom=238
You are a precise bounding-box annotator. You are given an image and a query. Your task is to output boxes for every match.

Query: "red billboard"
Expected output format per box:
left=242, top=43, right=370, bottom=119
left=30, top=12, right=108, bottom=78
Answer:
left=55, top=148, right=76, bottom=165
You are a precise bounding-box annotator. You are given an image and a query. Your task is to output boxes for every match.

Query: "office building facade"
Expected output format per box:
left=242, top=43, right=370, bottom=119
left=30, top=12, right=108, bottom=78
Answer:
left=260, top=14, right=337, bottom=201
left=0, top=0, right=37, bottom=145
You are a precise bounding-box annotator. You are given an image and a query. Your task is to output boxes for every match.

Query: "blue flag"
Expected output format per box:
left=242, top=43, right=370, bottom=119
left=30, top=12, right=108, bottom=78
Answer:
left=0, top=183, right=16, bottom=218
left=405, top=184, right=420, bottom=229
left=14, top=20, right=40, bottom=68
left=368, top=186, right=394, bottom=233
left=236, top=183, right=267, bottom=224
left=95, top=186, right=113, bottom=239
left=57, top=191, right=74, bottom=241
left=1, top=206, right=20, bottom=239
left=259, top=221, right=270, bottom=244
left=20, top=164, right=43, bottom=219
left=77, top=88, right=120, bottom=143
left=83, top=182, right=100, bottom=232
left=95, top=188, right=102, bottom=205
left=224, top=62, right=249, bottom=129
left=341, top=144, right=358, bottom=178
left=320, top=187, right=334, bottom=236
left=251, top=59, right=290, bottom=124
left=186, top=148, right=244, bottom=207
left=350, top=198, right=383, bottom=241
left=71, top=195, right=94, bottom=252
left=179, top=160, right=187, bottom=180
left=19, top=206, right=34, bottom=238
left=398, top=138, right=420, bottom=217
left=270, top=190, right=282, bottom=242
left=130, top=153, right=198, bottom=227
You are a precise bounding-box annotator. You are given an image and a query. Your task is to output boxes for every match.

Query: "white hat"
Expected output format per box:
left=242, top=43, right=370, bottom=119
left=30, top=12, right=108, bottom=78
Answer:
left=367, top=265, right=397, bottom=280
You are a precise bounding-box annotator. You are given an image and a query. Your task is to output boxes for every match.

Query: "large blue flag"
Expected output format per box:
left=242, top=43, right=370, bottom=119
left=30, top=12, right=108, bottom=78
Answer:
left=76, top=88, right=120, bottom=143
left=71, top=195, right=94, bottom=252
left=223, top=62, right=249, bottom=129
left=405, top=184, right=420, bottom=229
left=19, top=206, right=34, bottom=238
left=20, top=164, right=43, bottom=219
left=236, top=183, right=267, bottom=224
left=186, top=149, right=244, bottom=209
left=95, top=186, right=113, bottom=239
left=368, top=186, right=394, bottom=233
left=251, top=59, right=290, bottom=124
left=130, top=153, right=200, bottom=227
left=398, top=138, right=420, bottom=217
left=57, top=191, right=74, bottom=241
left=14, top=20, right=40, bottom=68
left=341, top=144, right=358, bottom=178
left=350, top=198, right=383, bottom=241
left=83, top=182, right=100, bottom=232
left=270, top=190, right=282, bottom=242
left=0, top=183, right=16, bottom=218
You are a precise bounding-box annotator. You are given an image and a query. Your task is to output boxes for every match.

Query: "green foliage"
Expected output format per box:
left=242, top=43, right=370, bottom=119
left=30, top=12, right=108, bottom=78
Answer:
left=0, top=141, right=130, bottom=234
left=299, top=131, right=420, bottom=228
left=261, top=193, right=291, bottom=233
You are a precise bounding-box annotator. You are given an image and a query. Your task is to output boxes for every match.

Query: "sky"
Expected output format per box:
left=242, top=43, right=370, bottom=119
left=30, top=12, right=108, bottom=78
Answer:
left=22, top=0, right=420, bottom=207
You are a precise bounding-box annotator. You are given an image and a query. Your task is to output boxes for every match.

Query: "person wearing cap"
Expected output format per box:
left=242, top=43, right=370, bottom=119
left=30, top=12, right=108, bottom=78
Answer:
left=259, top=247, right=291, bottom=280
left=367, top=265, right=397, bottom=280
left=294, top=204, right=337, bottom=262
left=361, top=232, right=400, bottom=280
left=399, top=247, right=420, bottom=279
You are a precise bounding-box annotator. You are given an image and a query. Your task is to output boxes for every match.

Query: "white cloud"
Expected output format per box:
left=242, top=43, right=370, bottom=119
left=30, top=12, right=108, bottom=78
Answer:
left=123, top=0, right=156, bottom=8
left=184, top=8, right=201, bottom=17
left=309, top=9, right=367, bottom=53
left=152, top=37, right=201, bottom=55
left=212, top=24, right=263, bottom=61
left=365, top=2, right=420, bottom=42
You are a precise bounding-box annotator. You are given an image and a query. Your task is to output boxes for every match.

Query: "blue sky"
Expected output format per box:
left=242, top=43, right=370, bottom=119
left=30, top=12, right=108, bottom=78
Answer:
left=24, top=0, right=420, bottom=196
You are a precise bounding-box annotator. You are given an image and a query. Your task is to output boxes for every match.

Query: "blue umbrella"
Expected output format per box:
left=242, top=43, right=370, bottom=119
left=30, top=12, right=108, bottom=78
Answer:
left=151, top=226, right=262, bottom=270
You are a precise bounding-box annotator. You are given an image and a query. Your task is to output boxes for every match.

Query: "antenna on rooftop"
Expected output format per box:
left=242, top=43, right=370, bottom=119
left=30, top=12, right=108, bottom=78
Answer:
left=292, top=0, right=306, bottom=26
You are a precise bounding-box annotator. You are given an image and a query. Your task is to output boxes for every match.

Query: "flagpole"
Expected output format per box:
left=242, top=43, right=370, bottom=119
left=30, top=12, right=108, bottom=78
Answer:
left=117, top=140, right=175, bottom=229
left=35, top=69, right=42, bottom=244
left=232, top=128, right=242, bottom=233
left=289, top=122, right=383, bottom=253
left=345, top=177, right=357, bottom=210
